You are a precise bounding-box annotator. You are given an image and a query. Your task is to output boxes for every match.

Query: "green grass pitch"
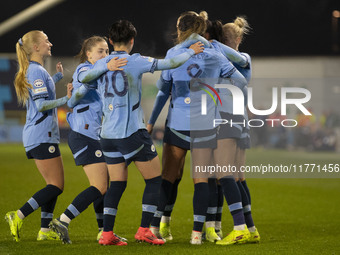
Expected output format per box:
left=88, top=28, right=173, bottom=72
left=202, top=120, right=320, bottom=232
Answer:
left=0, top=143, right=339, bottom=254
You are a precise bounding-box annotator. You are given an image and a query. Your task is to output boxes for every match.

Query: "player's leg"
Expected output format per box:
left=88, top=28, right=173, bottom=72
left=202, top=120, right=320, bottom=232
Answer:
left=51, top=162, right=107, bottom=244
left=98, top=162, right=128, bottom=246
left=215, top=138, right=250, bottom=245
left=150, top=143, right=187, bottom=239
left=134, top=157, right=164, bottom=245
left=235, top=147, right=260, bottom=243
left=160, top=148, right=186, bottom=241
left=190, top=146, right=213, bottom=245
left=6, top=148, right=64, bottom=242
left=204, top=178, right=221, bottom=242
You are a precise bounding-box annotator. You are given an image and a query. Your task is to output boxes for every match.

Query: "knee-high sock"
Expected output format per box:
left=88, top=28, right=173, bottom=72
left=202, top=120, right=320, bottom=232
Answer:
left=141, top=176, right=161, bottom=228
left=40, top=196, right=58, bottom=228
left=103, top=181, right=127, bottom=232
left=150, top=179, right=173, bottom=228
left=63, top=186, right=102, bottom=222
left=206, top=179, right=218, bottom=228
left=219, top=177, right=245, bottom=227
left=93, top=194, right=104, bottom=229
left=237, top=180, right=254, bottom=228
left=163, top=178, right=181, bottom=218
left=193, top=182, right=209, bottom=232
left=215, top=183, right=224, bottom=229
left=19, top=184, right=62, bottom=218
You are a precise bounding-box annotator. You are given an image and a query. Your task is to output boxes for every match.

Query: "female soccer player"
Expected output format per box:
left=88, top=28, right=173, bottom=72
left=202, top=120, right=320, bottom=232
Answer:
left=147, top=11, right=248, bottom=245
left=5, top=30, right=72, bottom=242
left=49, top=36, right=127, bottom=244
left=63, top=20, right=203, bottom=246
left=220, top=16, right=260, bottom=243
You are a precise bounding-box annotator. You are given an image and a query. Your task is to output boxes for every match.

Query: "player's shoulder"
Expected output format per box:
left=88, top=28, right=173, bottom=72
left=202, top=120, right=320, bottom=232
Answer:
left=27, top=61, right=49, bottom=79
left=76, top=61, right=92, bottom=74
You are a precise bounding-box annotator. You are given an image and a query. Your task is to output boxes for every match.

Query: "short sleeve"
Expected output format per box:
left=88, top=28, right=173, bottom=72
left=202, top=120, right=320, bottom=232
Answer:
left=28, top=69, right=49, bottom=101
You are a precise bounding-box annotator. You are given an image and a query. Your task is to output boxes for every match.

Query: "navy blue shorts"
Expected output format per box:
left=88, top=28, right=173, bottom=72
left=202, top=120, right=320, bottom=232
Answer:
left=217, top=112, right=243, bottom=140
left=163, top=126, right=217, bottom=150
left=100, top=129, right=158, bottom=165
left=26, top=143, right=60, bottom=160
left=238, top=126, right=251, bottom=150
left=68, top=130, right=105, bottom=166
left=163, top=126, right=190, bottom=150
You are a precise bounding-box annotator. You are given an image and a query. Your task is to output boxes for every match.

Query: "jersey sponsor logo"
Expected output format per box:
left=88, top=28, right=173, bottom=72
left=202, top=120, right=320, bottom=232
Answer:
left=33, top=87, right=48, bottom=94
left=95, top=150, right=102, bottom=157
left=34, top=79, right=44, bottom=87
left=151, top=144, right=156, bottom=152
left=79, top=66, right=89, bottom=73
left=184, top=97, right=191, bottom=104
left=48, top=146, right=55, bottom=153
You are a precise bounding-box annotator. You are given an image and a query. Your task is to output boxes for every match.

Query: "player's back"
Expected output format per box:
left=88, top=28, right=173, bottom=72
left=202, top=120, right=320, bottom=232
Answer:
left=97, top=51, right=157, bottom=139
left=164, top=47, right=234, bottom=131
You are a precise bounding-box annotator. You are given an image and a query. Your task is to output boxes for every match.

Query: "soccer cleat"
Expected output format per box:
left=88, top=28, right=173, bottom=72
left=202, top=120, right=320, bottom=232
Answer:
left=216, top=227, right=250, bottom=245
left=5, top=211, right=23, bottom=242
left=98, top=231, right=127, bottom=246
left=216, top=229, right=223, bottom=239
left=97, top=229, right=128, bottom=242
left=159, top=222, right=173, bottom=241
left=114, top=233, right=128, bottom=242
left=190, top=230, right=202, bottom=245
left=248, top=228, right=260, bottom=243
left=49, top=219, right=72, bottom=244
left=205, top=227, right=221, bottom=242
left=37, top=230, right=61, bottom=241
left=134, top=227, right=165, bottom=245
left=150, top=227, right=166, bottom=242
left=97, top=229, right=103, bottom=241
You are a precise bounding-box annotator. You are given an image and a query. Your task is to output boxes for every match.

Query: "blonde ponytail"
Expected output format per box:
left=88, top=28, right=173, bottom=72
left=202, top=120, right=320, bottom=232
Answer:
left=14, top=30, right=43, bottom=107
left=223, top=16, right=250, bottom=44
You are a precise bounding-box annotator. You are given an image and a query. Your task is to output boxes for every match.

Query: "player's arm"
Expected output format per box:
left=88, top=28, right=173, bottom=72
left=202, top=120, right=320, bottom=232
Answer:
left=220, top=59, right=247, bottom=90
left=79, top=57, right=127, bottom=84
left=67, top=84, right=89, bottom=108
left=148, top=76, right=171, bottom=130
left=177, top=33, right=212, bottom=48
left=213, top=40, right=248, bottom=68
left=35, top=83, right=72, bottom=112
left=155, top=42, right=204, bottom=70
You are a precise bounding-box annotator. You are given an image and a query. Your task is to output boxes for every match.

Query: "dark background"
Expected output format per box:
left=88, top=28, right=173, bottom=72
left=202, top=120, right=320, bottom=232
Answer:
left=1, top=0, right=340, bottom=57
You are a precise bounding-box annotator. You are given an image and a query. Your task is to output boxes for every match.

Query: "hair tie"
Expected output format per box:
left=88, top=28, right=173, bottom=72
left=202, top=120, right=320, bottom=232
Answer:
left=18, top=38, right=23, bottom=46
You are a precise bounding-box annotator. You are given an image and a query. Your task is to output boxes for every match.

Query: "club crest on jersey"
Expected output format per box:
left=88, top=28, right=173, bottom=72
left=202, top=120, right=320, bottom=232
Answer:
left=95, top=150, right=102, bottom=157
left=34, top=79, right=44, bottom=87
left=151, top=144, right=156, bottom=152
left=184, top=97, right=191, bottom=104
left=48, top=146, right=55, bottom=153
left=108, top=104, right=113, bottom=111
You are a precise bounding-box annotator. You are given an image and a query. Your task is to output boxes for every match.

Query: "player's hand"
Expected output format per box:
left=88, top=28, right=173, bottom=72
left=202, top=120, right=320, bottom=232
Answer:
left=146, top=123, right=154, bottom=134
left=56, top=62, right=63, bottom=74
left=107, top=57, right=128, bottom=71
left=189, top=42, right=204, bottom=55
left=67, top=83, right=73, bottom=99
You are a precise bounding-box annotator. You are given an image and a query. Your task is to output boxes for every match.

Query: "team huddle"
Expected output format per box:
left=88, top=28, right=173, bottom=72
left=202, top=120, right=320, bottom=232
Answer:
left=5, top=10, right=260, bottom=246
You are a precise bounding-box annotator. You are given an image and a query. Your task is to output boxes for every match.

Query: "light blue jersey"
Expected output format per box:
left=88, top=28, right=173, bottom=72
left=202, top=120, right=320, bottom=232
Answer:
left=79, top=48, right=196, bottom=139
left=23, top=61, right=65, bottom=151
left=159, top=47, right=245, bottom=131
left=97, top=52, right=155, bottom=139
left=67, top=61, right=102, bottom=140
